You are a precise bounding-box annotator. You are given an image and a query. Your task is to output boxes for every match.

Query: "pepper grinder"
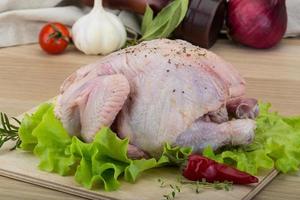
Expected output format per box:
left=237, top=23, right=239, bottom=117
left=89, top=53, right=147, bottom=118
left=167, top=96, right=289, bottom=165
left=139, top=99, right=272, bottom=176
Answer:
left=82, top=0, right=226, bottom=48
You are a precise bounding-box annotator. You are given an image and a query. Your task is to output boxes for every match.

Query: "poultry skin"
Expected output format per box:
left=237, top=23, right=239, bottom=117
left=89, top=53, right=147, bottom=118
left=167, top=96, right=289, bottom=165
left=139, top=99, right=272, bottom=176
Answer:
left=55, top=39, right=258, bottom=158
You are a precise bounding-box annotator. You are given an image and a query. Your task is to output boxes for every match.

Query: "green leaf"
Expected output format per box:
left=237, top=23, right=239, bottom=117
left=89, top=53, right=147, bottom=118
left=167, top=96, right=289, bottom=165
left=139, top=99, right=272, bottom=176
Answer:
left=203, top=103, right=300, bottom=175
left=158, top=143, right=192, bottom=165
left=124, top=158, right=157, bottom=182
left=140, top=0, right=189, bottom=41
left=19, top=103, right=52, bottom=151
left=159, top=0, right=187, bottom=38
left=141, top=5, right=154, bottom=35
left=32, top=107, right=76, bottom=176
left=92, top=127, right=130, bottom=163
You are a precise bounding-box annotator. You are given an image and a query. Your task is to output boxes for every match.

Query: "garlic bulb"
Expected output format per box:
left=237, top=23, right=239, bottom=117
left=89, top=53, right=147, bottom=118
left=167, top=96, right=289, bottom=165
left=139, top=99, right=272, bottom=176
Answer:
left=72, top=0, right=127, bottom=55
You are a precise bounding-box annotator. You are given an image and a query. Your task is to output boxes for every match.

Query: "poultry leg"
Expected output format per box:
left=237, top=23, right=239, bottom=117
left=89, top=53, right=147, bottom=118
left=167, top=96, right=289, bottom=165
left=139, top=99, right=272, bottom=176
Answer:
left=227, top=98, right=259, bottom=119
left=175, top=119, right=256, bottom=153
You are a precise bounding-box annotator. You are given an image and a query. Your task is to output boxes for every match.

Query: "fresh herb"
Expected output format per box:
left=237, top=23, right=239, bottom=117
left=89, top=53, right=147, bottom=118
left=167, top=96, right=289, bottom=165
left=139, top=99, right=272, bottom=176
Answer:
left=141, top=5, right=154, bottom=36
left=0, top=113, right=21, bottom=150
left=159, top=178, right=232, bottom=199
left=163, top=184, right=181, bottom=200
left=125, top=39, right=139, bottom=48
left=140, top=0, right=189, bottom=41
left=158, top=178, right=167, bottom=188
left=179, top=178, right=233, bottom=193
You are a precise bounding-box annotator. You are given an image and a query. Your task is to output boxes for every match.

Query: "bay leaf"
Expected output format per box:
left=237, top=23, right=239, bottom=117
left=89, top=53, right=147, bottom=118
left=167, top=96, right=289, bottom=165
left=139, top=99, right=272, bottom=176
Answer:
left=140, top=0, right=189, bottom=41
left=141, top=5, right=154, bottom=35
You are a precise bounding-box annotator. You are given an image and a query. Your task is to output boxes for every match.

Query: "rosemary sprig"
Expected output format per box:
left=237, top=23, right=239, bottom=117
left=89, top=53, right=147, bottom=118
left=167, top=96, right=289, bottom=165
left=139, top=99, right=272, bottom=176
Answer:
left=0, top=112, right=21, bottom=150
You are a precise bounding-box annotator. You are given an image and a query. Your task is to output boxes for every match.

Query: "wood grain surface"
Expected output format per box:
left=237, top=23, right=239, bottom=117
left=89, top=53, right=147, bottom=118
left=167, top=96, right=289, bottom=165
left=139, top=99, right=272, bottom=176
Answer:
left=0, top=39, right=300, bottom=200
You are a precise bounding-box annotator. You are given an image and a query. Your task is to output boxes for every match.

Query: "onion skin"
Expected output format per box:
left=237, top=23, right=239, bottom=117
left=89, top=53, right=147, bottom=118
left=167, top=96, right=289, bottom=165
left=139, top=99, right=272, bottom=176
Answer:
left=227, top=0, right=287, bottom=49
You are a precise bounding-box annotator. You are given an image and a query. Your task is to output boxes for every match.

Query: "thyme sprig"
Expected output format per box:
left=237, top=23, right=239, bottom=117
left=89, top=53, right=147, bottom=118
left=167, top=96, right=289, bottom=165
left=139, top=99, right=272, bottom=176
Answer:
left=179, top=178, right=233, bottom=193
left=159, top=178, right=233, bottom=200
left=0, top=113, right=21, bottom=150
left=158, top=178, right=167, bottom=188
left=162, top=184, right=181, bottom=200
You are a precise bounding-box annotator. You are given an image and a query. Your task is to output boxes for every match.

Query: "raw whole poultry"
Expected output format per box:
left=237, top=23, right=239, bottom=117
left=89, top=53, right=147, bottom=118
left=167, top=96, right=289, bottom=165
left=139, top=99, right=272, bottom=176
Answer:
left=55, top=39, right=259, bottom=158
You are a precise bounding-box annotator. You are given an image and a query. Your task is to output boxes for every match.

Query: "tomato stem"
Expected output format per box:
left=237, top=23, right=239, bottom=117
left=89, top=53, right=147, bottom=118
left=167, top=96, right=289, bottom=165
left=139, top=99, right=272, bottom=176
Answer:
left=49, top=24, right=70, bottom=43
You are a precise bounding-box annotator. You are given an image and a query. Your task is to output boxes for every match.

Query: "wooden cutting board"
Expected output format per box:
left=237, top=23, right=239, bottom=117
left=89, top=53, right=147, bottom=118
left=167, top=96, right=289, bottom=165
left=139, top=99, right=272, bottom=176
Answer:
left=0, top=109, right=278, bottom=200
left=1, top=40, right=300, bottom=199
left=0, top=143, right=278, bottom=200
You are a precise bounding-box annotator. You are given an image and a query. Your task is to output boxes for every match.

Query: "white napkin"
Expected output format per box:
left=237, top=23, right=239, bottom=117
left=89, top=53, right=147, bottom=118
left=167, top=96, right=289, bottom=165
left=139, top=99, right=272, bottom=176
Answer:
left=0, top=0, right=141, bottom=48
left=0, top=0, right=299, bottom=48
left=285, top=0, right=300, bottom=37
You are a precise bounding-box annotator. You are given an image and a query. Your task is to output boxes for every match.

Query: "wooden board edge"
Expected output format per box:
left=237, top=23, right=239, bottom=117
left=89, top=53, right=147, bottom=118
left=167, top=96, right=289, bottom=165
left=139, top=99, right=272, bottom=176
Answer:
left=0, top=168, right=117, bottom=200
left=242, top=169, right=279, bottom=200
left=0, top=99, right=279, bottom=200
left=0, top=166, right=280, bottom=200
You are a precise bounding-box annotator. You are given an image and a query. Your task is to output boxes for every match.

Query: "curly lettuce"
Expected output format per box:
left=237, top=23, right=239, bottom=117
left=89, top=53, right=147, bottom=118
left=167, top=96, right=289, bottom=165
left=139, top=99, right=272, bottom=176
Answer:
left=18, top=103, right=52, bottom=151
left=18, top=102, right=300, bottom=189
left=18, top=103, right=191, bottom=191
left=203, top=103, right=300, bottom=175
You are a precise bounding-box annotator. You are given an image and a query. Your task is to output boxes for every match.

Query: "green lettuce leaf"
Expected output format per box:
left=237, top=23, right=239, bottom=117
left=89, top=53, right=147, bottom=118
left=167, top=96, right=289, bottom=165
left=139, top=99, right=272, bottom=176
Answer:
left=19, top=103, right=52, bottom=151
left=70, top=128, right=157, bottom=191
left=32, top=106, right=76, bottom=176
left=18, top=104, right=190, bottom=191
left=203, top=103, right=300, bottom=175
left=19, top=101, right=300, bottom=190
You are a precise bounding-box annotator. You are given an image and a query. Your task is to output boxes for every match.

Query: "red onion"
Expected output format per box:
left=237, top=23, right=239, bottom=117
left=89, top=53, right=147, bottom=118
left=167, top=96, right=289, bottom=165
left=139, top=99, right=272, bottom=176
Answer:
left=227, top=0, right=287, bottom=49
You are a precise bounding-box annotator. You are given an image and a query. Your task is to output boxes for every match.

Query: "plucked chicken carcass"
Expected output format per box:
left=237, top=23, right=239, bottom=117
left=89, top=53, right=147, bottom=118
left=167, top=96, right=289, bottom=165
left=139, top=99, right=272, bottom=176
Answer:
left=55, top=39, right=259, bottom=158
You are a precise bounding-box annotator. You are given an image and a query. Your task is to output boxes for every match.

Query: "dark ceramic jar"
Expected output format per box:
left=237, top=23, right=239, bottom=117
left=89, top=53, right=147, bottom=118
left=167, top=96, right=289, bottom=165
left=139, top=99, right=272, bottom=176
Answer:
left=174, top=0, right=226, bottom=48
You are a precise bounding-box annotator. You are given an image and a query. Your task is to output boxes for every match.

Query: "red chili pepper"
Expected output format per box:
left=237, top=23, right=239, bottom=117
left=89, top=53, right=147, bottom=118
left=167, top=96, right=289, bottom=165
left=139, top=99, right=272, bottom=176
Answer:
left=182, top=154, right=259, bottom=184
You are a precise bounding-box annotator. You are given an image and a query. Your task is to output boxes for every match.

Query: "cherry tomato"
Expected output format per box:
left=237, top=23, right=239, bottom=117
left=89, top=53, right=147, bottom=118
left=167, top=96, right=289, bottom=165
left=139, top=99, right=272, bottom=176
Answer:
left=39, top=22, right=70, bottom=54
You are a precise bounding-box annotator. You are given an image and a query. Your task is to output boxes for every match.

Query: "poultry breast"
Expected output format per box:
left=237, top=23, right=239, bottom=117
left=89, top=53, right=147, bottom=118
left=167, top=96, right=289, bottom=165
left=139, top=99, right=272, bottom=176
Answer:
left=55, top=39, right=259, bottom=158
